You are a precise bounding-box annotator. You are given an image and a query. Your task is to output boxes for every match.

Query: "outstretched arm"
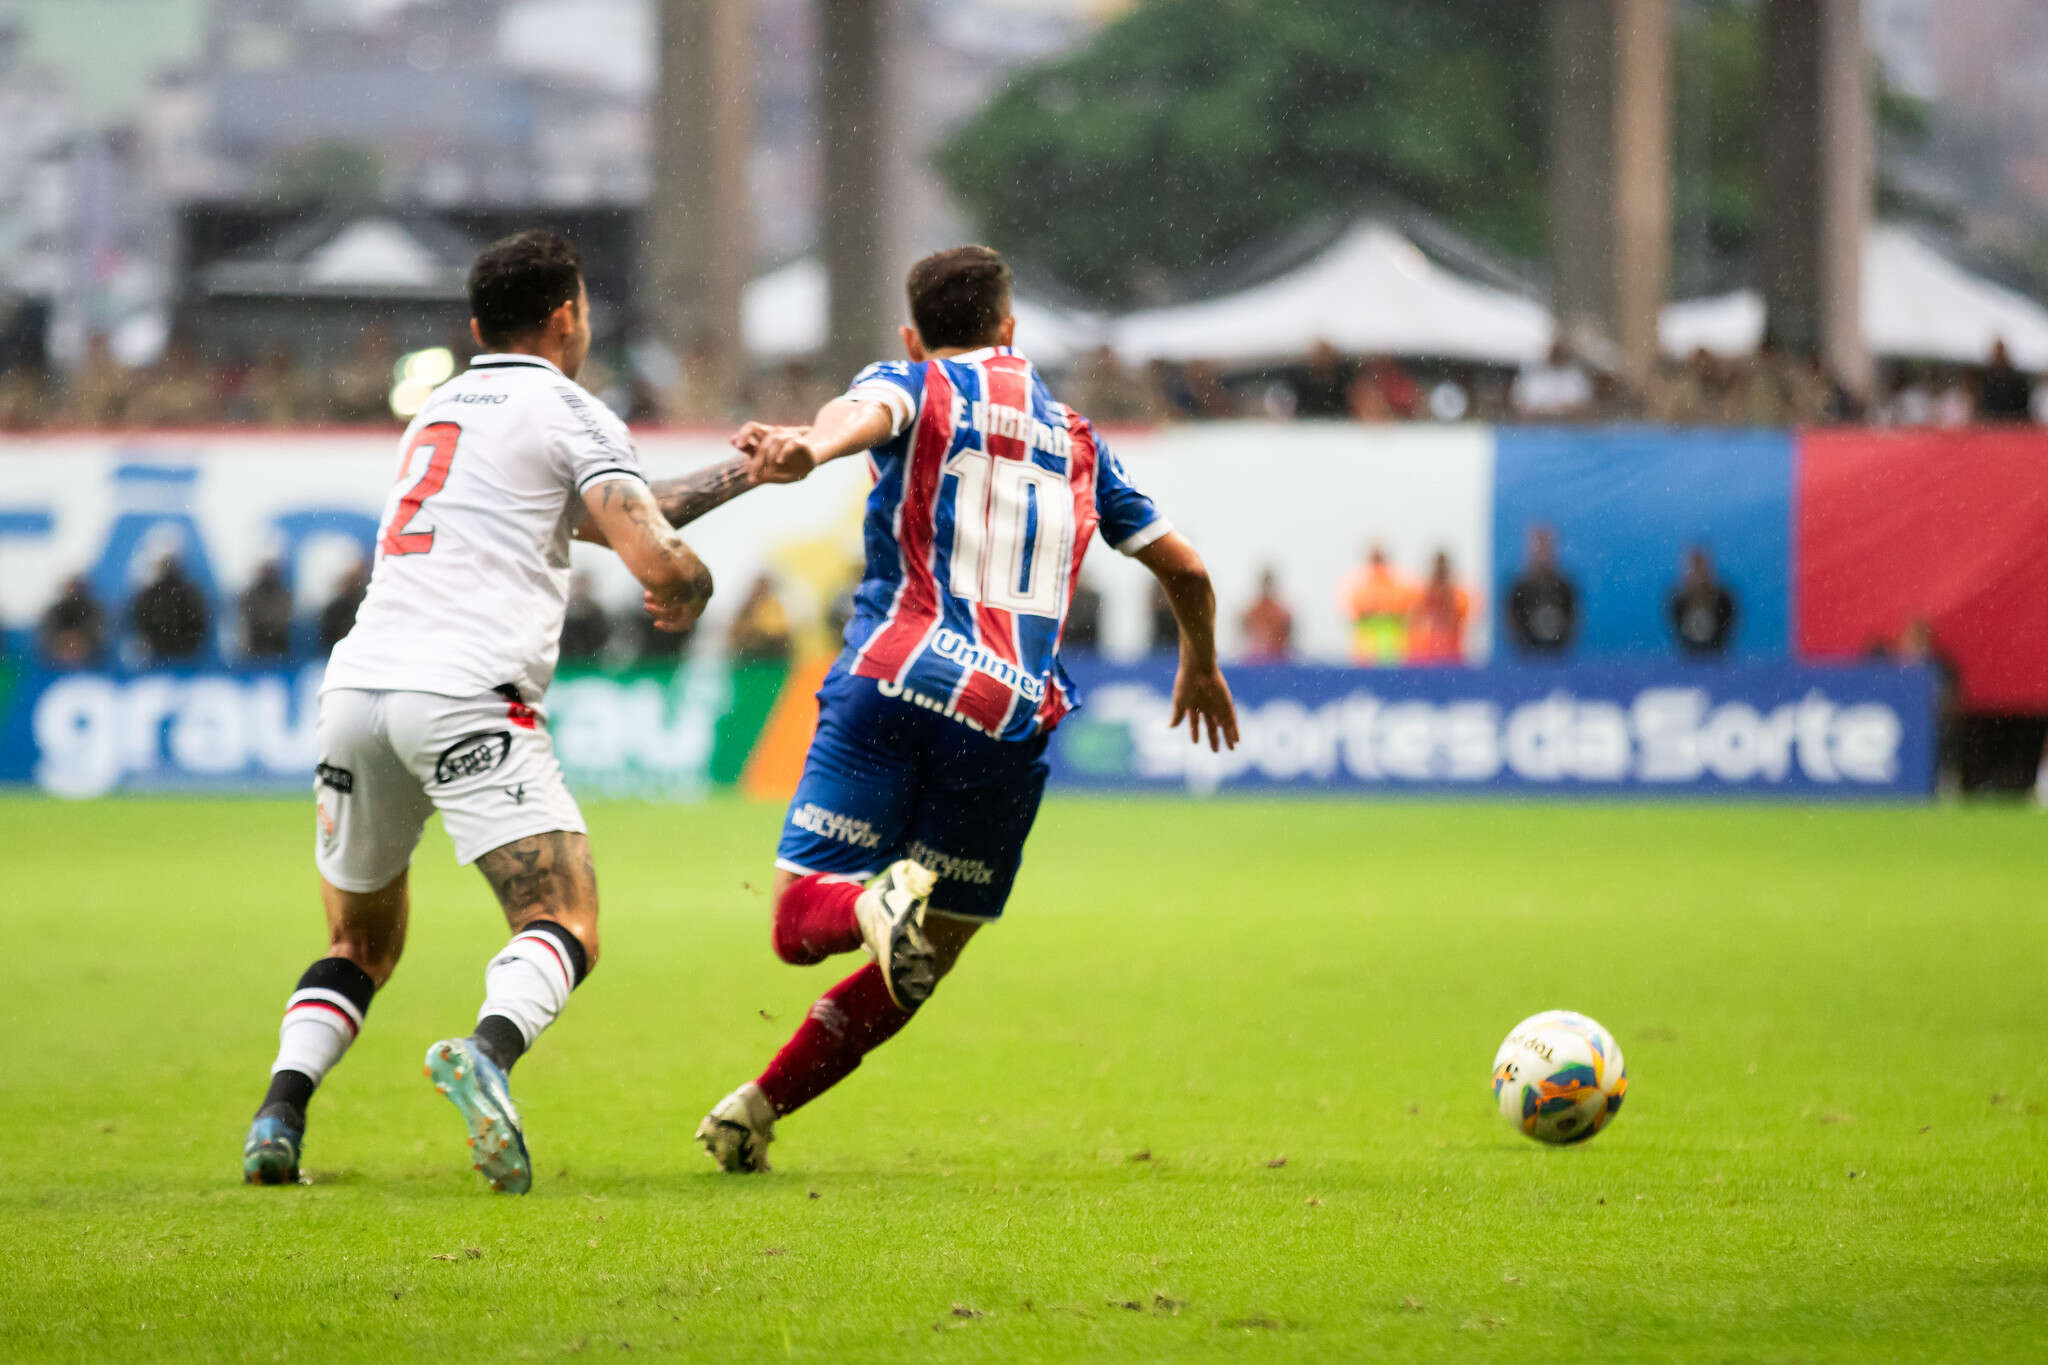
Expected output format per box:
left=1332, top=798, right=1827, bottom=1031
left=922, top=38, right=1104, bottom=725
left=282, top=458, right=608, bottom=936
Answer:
left=581, top=478, right=714, bottom=634
left=730, top=397, right=898, bottom=485
left=575, top=455, right=759, bottom=547
left=1134, top=531, right=1240, bottom=752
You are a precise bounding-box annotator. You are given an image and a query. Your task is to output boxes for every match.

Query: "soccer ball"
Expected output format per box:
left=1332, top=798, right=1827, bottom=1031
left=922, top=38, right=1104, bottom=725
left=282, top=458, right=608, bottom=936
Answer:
left=1491, top=1010, right=1628, bottom=1145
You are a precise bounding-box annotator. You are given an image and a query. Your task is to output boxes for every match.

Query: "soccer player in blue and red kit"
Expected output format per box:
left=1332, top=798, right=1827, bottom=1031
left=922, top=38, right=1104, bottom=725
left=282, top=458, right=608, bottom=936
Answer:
left=696, top=246, right=1239, bottom=1171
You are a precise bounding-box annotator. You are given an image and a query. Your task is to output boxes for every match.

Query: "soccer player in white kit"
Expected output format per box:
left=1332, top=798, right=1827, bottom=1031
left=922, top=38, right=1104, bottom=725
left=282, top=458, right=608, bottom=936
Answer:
left=241, top=230, right=716, bottom=1193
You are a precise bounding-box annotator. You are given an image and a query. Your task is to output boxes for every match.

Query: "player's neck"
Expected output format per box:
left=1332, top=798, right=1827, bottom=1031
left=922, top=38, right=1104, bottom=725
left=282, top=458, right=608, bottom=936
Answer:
left=483, top=339, right=577, bottom=378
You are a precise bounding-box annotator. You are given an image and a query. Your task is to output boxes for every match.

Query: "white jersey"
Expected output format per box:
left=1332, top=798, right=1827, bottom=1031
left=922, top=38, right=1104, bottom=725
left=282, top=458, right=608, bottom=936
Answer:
left=323, top=353, right=645, bottom=701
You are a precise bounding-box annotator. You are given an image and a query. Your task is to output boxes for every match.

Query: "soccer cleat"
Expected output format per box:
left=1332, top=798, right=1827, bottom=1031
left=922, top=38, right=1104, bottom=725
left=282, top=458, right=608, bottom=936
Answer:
left=853, top=859, right=938, bottom=1011
left=424, top=1037, right=533, bottom=1195
left=696, top=1082, right=776, bottom=1173
left=242, top=1114, right=304, bottom=1186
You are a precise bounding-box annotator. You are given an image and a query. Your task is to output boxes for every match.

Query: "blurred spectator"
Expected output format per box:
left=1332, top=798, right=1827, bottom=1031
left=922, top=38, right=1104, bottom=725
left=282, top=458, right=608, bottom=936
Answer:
left=1347, top=354, right=1419, bottom=421
left=1181, top=360, right=1238, bottom=419
left=0, top=361, right=52, bottom=430
left=1668, top=546, right=1736, bottom=659
left=1406, top=551, right=1471, bottom=664
left=1505, top=526, right=1578, bottom=658
left=1070, top=346, right=1161, bottom=424
left=39, top=576, right=107, bottom=668
left=1893, top=618, right=1960, bottom=785
left=1979, top=340, right=2034, bottom=423
left=126, top=340, right=220, bottom=428
left=1719, top=335, right=1791, bottom=426
left=1148, top=359, right=1195, bottom=419
left=238, top=560, right=296, bottom=662
left=626, top=604, right=693, bottom=671
left=728, top=576, right=793, bottom=664
left=329, top=327, right=399, bottom=423
left=1590, top=368, right=1642, bottom=422
left=1339, top=544, right=1416, bottom=665
left=1290, top=341, right=1353, bottom=418
left=1795, top=354, right=1863, bottom=425
left=1880, top=364, right=1934, bottom=427
left=1064, top=580, right=1103, bottom=653
left=1239, top=567, right=1294, bottom=662
left=131, top=556, right=211, bottom=662
left=1259, top=380, right=1299, bottom=421
left=1512, top=340, right=1593, bottom=421
left=64, top=334, right=128, bottom=427
left=239, top=345, right=325, bottom=426
left=1147, top=581, right=1182, bottom=652
left=1931, top=366, right=1973, bottom=427
left=1647, top=348, right=1717, bottom=425
left=319, top=560, right=370, bottom=653
left=1426, top=374, right=1472, bottom=422
left=559, top=571, right=611, bottom=666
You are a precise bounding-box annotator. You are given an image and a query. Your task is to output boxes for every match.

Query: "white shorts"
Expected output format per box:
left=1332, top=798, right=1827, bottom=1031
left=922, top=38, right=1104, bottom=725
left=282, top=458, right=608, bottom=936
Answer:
left=314, top=688, right=586, bottom=893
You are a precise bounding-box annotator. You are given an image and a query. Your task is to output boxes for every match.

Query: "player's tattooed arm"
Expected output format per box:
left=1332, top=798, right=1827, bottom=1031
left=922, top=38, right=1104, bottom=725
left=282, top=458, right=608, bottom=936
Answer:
left=582, top=477, right=715, bottom=630
left=572, top=456, right=758, bottom=546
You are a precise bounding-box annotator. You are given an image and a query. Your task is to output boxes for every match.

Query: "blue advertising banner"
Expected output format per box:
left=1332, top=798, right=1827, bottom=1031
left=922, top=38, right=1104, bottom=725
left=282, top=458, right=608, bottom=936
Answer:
left=1050, top=659, right=1936, bottom=799
left=1492, top=428, right=1794, bottom=661
left=0, top=664, right=325, bottom=798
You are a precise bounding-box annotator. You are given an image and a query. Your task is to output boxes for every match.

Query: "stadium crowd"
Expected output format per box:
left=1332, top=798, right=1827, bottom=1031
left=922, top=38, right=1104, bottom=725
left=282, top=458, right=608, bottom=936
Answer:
left=2, top=333, right=2044, bottom=431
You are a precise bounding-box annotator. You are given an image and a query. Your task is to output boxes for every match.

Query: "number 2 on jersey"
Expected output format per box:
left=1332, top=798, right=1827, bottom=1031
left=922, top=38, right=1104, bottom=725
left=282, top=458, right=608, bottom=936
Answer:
left=380, top=422, right=460, bottom=557
left=945, top=449, right=1073, bottom=618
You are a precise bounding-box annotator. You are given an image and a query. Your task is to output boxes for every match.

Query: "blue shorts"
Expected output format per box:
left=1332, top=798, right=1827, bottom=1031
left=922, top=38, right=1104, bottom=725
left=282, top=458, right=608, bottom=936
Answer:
left=776, top=665, right=1051, bottom=920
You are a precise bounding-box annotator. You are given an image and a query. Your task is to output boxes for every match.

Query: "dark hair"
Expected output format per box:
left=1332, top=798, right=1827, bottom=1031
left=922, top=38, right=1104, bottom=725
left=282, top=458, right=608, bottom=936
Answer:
left=906, top=245, right=1011, bottom=350
left=468, top=229, right=583, bottom=348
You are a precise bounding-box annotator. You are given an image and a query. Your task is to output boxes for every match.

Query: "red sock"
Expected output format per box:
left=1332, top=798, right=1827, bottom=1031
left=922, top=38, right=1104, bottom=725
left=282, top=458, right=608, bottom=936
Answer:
left=772, top=875, right=863, bottom=965
left=755, top=963, right=910, bottom=1116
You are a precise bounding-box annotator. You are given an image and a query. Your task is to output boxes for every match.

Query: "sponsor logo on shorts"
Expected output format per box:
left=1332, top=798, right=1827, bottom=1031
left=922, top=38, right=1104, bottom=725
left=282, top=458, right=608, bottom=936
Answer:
left=315, top=762, right=354, bottom=794
left=435, top=731, right=513, bottom=784
left=789, top=802, right=883, bottom=850
left=316, top=797, right=337, bottom=848
left=506, top=782, right=527, bottom=805
left=905, top=840, right=996, bottom=886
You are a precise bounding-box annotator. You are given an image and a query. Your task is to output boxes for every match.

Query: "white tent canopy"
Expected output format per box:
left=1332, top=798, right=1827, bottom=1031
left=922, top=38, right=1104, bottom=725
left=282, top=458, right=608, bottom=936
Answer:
left=1110, top=221, right=1555, bottom=367
left=1661, top=224, right=2048, bottom=369
left=742, top=257, right=1098, bottom=368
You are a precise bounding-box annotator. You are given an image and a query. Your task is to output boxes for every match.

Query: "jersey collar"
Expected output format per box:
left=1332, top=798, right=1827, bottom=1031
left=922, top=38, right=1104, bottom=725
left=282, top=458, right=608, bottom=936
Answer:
left=935, top=345, right=1018, bottom=365
left=469, top=353, right=564, bottom=376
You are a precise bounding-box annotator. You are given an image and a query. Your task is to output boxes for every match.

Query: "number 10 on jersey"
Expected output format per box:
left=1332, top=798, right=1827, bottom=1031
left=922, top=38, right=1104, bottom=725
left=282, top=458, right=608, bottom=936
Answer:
left=945, top=449, right=1072, bottom=619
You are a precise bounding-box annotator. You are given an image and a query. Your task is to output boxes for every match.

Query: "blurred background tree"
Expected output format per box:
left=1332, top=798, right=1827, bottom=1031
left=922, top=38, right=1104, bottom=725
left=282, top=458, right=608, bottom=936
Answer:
left=940, top=0, right=1930, bottom=307
left=936, top=0, right=1549, bottom=307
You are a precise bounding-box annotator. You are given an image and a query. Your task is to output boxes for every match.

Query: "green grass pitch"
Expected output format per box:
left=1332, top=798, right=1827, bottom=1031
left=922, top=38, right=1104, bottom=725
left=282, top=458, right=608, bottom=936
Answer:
left=3, top=794, right=2044, bottom=1361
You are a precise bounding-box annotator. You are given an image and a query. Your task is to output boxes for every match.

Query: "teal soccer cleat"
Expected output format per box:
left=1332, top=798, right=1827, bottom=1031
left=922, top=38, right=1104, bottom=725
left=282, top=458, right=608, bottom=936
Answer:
left=242, top=1114, right=303, bottom=1185
left=424, top=1037, right=533, bottom=1195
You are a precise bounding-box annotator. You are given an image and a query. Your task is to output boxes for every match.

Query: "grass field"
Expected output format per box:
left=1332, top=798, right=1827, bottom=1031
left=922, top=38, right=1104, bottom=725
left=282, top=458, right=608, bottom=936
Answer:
left=2, top=794, right=2044, bottom=1362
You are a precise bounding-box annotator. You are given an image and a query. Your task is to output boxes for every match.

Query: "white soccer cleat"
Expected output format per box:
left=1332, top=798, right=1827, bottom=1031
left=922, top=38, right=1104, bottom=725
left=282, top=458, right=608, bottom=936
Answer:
left=696, top=1082, right=776, bottom=1173
left=854, top=859, right=938, bottom=1011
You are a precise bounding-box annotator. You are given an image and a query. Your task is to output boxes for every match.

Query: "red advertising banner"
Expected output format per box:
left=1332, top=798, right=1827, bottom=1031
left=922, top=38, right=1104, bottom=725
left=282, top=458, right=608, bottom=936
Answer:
left=1796, top=428, right=2048, bottom=711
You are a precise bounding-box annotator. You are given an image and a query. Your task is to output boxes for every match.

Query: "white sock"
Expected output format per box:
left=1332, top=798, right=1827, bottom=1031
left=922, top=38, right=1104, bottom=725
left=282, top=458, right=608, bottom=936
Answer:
left=476, top=921, right=587, bottom=1059
left=270, top=957, right=376, bottom=1086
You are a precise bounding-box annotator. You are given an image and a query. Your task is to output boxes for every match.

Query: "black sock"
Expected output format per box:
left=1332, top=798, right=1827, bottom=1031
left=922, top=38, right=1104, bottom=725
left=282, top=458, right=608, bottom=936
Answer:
left=473, top=1015, right=528, bottom=1074
left=256, top=1070, right=315, bottom=1129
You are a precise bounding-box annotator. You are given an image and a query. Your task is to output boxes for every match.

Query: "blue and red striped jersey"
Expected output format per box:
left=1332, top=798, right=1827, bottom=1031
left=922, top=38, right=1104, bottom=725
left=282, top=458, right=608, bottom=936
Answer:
left=838, top=346, right=1170, bottom=740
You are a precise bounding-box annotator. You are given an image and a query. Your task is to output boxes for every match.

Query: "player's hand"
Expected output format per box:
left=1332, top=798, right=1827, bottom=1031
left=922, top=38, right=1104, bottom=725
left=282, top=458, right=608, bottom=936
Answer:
left=642, top=586, right=703, bottom=634
left=733, top=423, right=818, bottom=484
left=1170, top=663, right=1240, bottom=752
